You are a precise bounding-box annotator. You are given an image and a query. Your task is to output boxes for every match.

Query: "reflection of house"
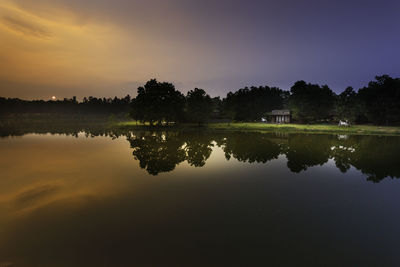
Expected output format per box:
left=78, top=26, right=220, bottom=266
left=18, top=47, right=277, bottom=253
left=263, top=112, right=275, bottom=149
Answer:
left=270, top=110, right=291, bottom=123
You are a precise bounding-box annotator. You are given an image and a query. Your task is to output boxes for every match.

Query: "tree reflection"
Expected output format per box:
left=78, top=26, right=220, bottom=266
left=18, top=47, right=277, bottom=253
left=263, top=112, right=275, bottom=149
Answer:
left=333, top=135, right=400, bottom=182
left=354, top=137, right=400, bottom=183
left=285, top=134, right=334, bottom=173
left=222, top=132, right=283, bottom=163
left=128, top=132, right=186, bottom=175
left=1, top=123, right=400, bottom=182
left=184, top=132, right=214, bottom=167
left=331, top=135, right=359, bottom=173
left=125, top=131, right=400, bottom=182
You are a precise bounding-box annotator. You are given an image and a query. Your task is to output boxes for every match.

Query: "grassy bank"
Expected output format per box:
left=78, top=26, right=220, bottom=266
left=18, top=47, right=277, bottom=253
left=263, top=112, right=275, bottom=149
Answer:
left=208, top=123, right=400, bottom=135
left=2, top=114, right=399, bottom=136
left=116, top=121, right=400, bottom=135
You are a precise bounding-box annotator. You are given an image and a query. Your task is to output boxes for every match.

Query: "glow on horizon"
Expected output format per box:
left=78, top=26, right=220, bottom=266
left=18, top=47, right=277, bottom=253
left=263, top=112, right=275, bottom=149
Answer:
left=0, top=0, right=399, bottom=99
left=0, top=0, right=181, bottom=99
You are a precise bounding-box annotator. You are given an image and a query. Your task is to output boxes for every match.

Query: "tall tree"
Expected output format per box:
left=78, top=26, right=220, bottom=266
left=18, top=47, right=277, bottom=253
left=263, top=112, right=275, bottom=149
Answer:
left=130, top=79, right=185, bottom=125
left=358, top=75, right=400, bottom=125
left=223, top=85, right=286, bottom=121
left=186, top=88, right=213, bottom=125
left=289, top=81, right=335, bottom=123
left=336, top=86, right=361, bottom=123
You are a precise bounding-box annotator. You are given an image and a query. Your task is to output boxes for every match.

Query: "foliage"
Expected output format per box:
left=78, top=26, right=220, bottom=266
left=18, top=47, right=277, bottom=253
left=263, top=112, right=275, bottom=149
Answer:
left=2, top=75, right=400, bottom=125
left=289, top=81, right=335, bottom=123
left=130, top=79, right=185, bottom=125
left=223, top=86, right=287, bottom=121
left=0, top=95, right=132, bottom=115
left=357, top=75, right=400, bottom=125
left=185, top=88, right=213, bottom=124
left=336, top=87, right=361, bottom=123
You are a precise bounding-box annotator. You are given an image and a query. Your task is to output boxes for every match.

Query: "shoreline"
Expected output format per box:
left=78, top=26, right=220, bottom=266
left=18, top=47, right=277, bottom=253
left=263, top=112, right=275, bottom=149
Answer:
left=1, top=113, right=400, bottom=136
left=116, top=121, right=400, bottom=136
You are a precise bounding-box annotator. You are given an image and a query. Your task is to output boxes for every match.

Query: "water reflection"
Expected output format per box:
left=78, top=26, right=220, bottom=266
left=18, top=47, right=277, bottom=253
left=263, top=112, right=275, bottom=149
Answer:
left=128, top=132, right=186, bottom=175
left=2, top=126, right=400, bottom=266
left=1, top=125, right=400, bottom=182
left=127, top=131, right=400, bottom=182
left=285, top=134, right=334, bottom=173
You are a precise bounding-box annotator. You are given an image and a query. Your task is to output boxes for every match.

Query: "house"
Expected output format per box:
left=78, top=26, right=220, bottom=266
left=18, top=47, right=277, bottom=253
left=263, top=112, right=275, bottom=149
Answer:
left=270, top=110, right=291, bottom=123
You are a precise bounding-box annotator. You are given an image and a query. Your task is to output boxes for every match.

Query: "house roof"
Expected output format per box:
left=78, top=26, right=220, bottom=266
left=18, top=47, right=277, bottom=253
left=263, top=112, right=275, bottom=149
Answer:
left=271, top=110, right=290, bottom=115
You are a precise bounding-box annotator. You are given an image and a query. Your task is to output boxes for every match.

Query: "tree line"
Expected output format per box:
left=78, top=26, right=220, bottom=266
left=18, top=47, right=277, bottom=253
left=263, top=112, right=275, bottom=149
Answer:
left=1, top=75, right=399, bottom=124
left=0, top=95, right=132, bottom=115
left=130, top=75, right=400, bottom=125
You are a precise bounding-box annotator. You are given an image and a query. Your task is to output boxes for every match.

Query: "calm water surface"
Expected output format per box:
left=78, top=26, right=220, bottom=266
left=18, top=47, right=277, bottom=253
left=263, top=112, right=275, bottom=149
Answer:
left=1, top=129, right=400, bottom=266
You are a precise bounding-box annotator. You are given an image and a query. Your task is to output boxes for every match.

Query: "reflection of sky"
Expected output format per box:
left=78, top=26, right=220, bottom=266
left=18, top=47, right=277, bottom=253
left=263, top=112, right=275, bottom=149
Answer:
left=0, top=133, right=395, bottom=217
left=1, top=134, right=400, bottom=266
left=0, top=134, right=144, bottom=217
left=0, top=133, right=394, bottom=218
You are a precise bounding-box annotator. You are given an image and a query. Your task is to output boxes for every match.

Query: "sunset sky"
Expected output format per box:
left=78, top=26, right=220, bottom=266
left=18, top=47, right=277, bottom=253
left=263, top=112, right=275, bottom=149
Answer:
left=0, top=0, right=399, bottom=99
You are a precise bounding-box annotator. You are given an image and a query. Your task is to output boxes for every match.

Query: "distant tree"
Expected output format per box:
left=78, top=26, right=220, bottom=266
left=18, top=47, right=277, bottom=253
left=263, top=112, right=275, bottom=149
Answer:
left=130, top=79, right=185, bottom=125
left=289, top=81, right=335, bottom=123
left=129, top=98, right=145, bottom=123
left=208, top=96, right=223, bottom=121
left=0, top=96, right=131, bottom=115
left=223, top=85, right=286, bottom=122
left=222, top=92, right=237, bottom=123
left=336, top=87, right=361, bottom=123
left=186, top=88, right=213, bottom=125
left=358, top=75, right=400, bottom=125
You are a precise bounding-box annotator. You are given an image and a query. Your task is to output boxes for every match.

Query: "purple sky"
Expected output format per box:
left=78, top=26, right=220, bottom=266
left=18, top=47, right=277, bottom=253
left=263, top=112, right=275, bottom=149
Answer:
left=0, top=0, right=399, bottom=99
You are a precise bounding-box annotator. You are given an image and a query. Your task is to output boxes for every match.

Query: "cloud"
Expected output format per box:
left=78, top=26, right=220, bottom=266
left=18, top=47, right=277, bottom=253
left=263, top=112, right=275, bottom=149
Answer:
left=0, top=0, right=398, bottom=97
left=2, top=15, right=51, bottom=38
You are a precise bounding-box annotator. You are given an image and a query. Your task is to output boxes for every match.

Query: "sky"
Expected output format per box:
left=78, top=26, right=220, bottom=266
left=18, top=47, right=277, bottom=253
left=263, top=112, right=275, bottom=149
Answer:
left=0, top=0, right=399, bottom=99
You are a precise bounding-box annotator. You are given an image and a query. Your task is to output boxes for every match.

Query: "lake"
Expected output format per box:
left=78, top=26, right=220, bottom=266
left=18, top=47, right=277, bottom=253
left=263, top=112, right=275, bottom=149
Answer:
left=1, top=128, right=400, bottom=266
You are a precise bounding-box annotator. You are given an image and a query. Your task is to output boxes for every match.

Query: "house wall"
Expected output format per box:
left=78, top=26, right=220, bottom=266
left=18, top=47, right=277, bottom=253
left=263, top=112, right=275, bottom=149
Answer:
left=272, top=115, right=290, bottom=123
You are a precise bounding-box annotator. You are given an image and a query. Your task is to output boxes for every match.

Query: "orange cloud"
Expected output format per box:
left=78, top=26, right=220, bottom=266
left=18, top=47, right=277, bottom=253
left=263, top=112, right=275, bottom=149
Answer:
left=0, top=0, right=226, bottom=98
left=2, top=15, right=51, bottom=38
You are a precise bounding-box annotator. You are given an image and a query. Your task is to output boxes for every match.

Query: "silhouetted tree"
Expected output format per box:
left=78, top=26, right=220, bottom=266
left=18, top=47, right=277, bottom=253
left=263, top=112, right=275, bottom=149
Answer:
left=210, top=96, right=223, bottom=121
left=336, top=87, right=362, bottom=123
left=130, top=79, right=185, bottom=125
left=185, top=88, right=213, bottom=125
left=223, top=86, right=286, bottom=121
left=0, top=96, right=132, bottom=115
left=358, top=75, right=400, bottom=125
left=2, top=75, right=400, bottom=125
left=289, top=81, right=335, bottom=123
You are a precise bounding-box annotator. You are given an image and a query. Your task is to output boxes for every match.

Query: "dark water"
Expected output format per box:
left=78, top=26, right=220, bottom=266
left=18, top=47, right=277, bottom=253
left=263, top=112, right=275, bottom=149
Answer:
left=1, top=128, right=400, bottom=266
